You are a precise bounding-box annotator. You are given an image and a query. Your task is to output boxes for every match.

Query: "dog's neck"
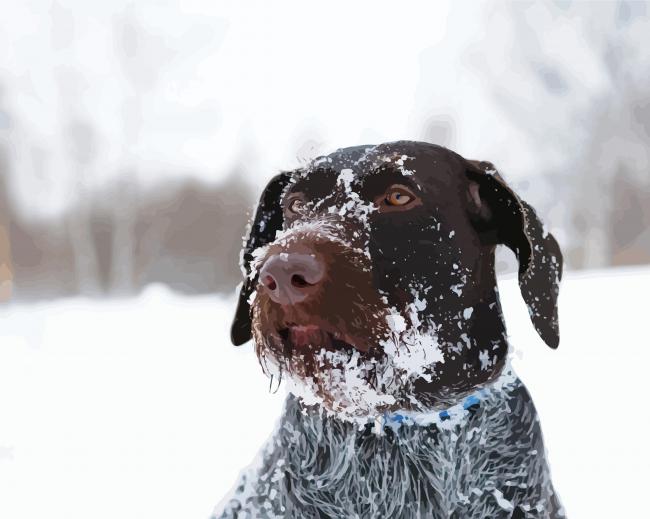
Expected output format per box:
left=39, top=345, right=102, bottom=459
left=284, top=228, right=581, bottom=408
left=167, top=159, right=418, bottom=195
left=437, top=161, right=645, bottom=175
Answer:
left=291, top=362, right=520, bottom=431
left=378, top=364, right=519, bottom=433
left=410, top=257, right=510, bottom=410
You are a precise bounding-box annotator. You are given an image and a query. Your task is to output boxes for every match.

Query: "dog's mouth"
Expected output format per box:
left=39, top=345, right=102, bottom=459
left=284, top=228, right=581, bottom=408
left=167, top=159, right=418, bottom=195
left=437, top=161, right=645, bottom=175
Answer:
left=278, top=324, right=370, bottom=354
left=271, top=322, right=398, bottom=417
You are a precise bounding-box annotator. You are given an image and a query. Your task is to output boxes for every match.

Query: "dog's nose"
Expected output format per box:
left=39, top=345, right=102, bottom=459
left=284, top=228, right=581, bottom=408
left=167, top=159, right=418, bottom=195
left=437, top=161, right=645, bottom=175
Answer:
left=259, top=253, right=325, bottom=305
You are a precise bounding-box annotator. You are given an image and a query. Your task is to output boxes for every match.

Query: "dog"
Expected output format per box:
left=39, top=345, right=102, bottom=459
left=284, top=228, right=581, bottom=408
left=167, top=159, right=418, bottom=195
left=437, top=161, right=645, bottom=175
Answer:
left=214, top=141, right=565, bottom=518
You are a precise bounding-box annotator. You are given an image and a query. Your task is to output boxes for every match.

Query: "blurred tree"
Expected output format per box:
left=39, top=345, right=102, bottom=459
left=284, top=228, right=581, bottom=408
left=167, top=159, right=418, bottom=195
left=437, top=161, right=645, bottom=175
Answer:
left=7, top=172, right=252, bottom=302
left=471, top=0, right=650, bottom=269
left=132, top=173, right=253, bottom=295
left=111, top=5, right=183, bottom=294
left=0, top=82, right=11, bottom=302
left=0, top=148, right=12, bottom=302
left=62, top=116, right=102, bottom=296
left=50, top=1, right=102, bottom=296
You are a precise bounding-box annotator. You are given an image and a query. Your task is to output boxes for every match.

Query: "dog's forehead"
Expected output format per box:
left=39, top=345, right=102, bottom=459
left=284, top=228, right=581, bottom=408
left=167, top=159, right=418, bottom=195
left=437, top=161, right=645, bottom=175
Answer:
left=288, top=141, right=464, bottom=197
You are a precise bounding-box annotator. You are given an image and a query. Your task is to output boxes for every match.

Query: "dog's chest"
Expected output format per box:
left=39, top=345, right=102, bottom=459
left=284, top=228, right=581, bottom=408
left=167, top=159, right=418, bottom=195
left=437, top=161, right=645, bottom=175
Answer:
left=216, top=379, right=558, bottom=519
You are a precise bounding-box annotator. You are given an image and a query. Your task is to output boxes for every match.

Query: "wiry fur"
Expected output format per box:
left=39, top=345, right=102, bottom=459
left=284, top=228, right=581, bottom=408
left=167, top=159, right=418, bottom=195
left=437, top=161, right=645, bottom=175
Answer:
left=213, top=370, right=564, bottom=519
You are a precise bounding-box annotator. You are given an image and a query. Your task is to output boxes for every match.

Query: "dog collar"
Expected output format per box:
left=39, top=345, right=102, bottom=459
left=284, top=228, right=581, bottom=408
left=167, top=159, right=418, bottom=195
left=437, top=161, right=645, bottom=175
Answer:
left=374, top=390, right=488, bottom=434
left=372, top=366, right=522, bottom=434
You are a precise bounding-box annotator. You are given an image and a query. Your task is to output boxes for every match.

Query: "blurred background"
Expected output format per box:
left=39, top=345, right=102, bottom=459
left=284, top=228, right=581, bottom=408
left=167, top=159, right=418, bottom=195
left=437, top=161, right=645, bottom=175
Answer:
left=1, top=0, right=649, bottom=303
left=1, top=2, right=649, bottom=519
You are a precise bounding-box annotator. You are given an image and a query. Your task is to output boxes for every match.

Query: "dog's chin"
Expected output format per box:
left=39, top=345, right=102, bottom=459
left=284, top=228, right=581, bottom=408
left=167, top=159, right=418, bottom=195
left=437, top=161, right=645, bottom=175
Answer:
left=254, top=324, right=399, bottom=419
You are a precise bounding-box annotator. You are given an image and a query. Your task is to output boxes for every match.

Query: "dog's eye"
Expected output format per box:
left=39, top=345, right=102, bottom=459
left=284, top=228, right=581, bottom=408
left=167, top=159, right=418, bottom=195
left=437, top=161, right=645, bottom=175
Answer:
left=375, top=185, right=421, bottom=212
left=384, top=189, right=413, bottom=207
left=287, top=198, right=305, bottom=214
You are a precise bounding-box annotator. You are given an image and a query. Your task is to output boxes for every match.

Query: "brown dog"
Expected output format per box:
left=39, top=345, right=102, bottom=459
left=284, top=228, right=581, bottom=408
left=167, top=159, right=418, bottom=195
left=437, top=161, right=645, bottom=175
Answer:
left=218, top=141, right=564, bottom=518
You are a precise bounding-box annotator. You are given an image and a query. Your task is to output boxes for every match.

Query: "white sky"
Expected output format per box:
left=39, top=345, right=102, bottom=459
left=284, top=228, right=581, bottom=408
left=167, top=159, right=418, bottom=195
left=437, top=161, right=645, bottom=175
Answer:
left=0, top=1, right=616, bottom=217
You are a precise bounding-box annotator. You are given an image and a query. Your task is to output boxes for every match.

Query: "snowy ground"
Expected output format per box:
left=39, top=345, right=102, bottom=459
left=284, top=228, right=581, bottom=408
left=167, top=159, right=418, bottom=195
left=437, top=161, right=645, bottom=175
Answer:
left=1, top=267, right=648, bottom=519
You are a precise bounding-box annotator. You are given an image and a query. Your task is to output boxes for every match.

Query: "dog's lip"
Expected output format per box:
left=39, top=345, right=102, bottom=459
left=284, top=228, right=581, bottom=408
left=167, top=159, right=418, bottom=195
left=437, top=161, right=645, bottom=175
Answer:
left=286, top=324, right=321, bottom=348
left=279, top=323, right=370, bottom=353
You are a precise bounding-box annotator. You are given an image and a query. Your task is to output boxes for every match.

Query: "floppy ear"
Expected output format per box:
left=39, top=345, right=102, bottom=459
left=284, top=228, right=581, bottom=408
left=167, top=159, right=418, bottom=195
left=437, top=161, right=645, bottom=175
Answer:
left=464, top=160, right=563, bottom=349
left=231, top=172, right=292, bottom=346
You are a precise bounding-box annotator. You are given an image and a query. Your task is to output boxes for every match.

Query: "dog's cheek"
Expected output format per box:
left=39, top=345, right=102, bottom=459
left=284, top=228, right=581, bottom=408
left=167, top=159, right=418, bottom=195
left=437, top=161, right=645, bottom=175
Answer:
left=367, top=222, right=433, bottom=298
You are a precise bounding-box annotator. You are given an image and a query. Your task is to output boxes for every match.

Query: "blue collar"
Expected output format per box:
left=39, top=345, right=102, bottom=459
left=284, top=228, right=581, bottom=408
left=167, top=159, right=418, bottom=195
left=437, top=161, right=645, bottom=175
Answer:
left=376, top=391, right=486, bottom=433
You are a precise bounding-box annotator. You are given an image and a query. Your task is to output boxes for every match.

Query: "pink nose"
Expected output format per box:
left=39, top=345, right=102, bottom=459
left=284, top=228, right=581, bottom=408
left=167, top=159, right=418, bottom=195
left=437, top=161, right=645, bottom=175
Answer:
left=259, top=253, right=325, bottom=305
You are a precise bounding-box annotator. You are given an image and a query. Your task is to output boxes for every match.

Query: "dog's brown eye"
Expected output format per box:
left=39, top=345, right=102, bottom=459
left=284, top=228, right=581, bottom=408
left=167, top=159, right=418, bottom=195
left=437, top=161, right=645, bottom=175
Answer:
left=385, top=190, right=413, bottom=207
left=375, top=185, right=421, bottom=212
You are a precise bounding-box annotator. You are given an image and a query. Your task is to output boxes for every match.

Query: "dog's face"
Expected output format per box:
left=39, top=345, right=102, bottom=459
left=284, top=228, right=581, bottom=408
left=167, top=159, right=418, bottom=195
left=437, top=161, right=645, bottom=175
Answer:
left=232, top=142, right=562, bottom=419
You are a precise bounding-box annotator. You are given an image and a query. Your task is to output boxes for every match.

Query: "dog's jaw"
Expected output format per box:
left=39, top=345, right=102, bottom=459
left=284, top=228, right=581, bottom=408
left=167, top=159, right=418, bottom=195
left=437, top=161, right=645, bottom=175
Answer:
left=251, top=289, right=461, bottom=421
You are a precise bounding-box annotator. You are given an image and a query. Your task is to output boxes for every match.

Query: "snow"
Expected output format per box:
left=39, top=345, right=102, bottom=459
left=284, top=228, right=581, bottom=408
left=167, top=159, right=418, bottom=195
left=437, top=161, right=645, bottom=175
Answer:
left=336, top=169, right=355, bottom=191
left=1, top=268, right=650, bottom=518
left=0, top=286, right=284, bottom=519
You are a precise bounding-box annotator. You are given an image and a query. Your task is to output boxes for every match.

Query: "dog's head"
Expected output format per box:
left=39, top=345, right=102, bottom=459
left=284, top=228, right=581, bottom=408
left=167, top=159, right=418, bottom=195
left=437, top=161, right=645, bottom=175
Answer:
left=231, top=142, right=562, bottom=419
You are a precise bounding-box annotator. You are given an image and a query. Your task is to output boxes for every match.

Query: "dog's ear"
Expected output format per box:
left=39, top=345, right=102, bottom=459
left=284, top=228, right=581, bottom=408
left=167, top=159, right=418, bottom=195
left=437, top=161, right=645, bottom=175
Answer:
left=231, top=172, right=292, bottom=346
left=464, top=159, right=563, bottom=349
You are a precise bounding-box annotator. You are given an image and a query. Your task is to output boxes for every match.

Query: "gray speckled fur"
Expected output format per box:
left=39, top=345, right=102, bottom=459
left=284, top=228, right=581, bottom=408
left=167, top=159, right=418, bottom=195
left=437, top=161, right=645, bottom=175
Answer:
left=213, top=374, right=565, bottom=519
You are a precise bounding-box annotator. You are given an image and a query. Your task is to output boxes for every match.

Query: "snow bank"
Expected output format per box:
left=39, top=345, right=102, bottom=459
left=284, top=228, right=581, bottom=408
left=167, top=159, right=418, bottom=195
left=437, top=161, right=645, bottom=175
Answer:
left=0, top=285, right=284, bottom=519
left=1, top=269, right=649, bottom=519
